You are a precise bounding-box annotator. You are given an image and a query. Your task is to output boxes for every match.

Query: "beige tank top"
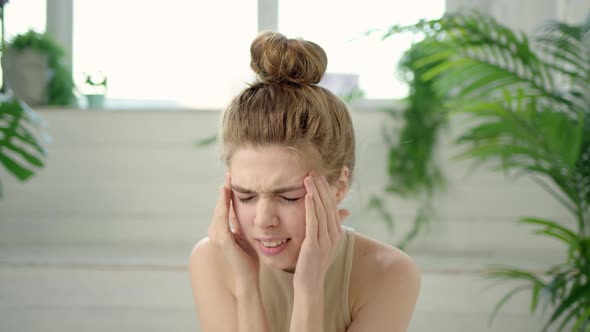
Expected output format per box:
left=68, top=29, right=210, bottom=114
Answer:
left=258, top=227, right=355, bottom=332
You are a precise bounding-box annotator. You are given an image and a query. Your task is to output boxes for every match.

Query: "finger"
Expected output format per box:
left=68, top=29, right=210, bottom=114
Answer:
left=318, top=175, right=339, bottom=240
left=309, top=174, right=328, bottom=244
left=304, top=180, right=318, bottom=244
left=211, top=175, right=232, bottom=240
left=229, top=200, right=242, bottom=235
left=220, top=174, right=232, bottom=230
left=210, top=185, right=227, bottom=234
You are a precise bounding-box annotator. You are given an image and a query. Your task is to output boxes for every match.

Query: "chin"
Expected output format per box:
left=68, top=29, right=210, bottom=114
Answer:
left=261, top=255, right=297, bottom=272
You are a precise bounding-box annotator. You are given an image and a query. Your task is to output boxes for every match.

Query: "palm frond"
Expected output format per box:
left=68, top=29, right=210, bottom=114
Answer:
left=518, top=217, right=578, bottom=243
left=488, top=284, right=531, bottom=326
left=394, top=12, right=585, bottom=118
left=382, top=10, right=590, bottom=331
left=573, top=306, right=590, bottom=331
left=544, top=283, right=590, bottom=331
left=486, top=266, right=544, bottom=283
left=0, top=97, right=49, bottom=197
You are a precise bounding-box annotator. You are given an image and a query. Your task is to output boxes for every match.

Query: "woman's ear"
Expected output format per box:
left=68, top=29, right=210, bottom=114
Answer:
left=334, top=166, right=350, bottom=205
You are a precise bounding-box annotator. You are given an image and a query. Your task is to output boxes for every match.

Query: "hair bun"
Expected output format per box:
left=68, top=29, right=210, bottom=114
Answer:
left=250, top=32, right=327, bottom=85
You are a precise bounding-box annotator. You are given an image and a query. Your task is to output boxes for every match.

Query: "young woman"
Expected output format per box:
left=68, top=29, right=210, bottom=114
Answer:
left=189, top=32, right=421, bottom=332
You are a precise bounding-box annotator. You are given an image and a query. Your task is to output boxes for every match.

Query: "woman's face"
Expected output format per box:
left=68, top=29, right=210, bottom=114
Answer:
left=229, top=145, right=335, bottom=272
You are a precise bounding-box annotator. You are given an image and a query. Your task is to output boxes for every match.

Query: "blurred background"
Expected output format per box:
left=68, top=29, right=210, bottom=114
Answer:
left=1, top=0, right=589, bottom=331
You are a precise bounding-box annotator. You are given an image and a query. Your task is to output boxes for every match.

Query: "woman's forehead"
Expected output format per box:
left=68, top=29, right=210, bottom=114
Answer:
left=231, top=145, right=309, bottom=168
left=230, top=145, right=310, bottom=192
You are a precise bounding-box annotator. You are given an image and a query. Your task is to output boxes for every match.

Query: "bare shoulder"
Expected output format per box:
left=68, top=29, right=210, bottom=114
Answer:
left=188, top=237, right=233, bottom=296
left=189, top=237, right=218, bottom=269
left=350, top=232, right=421, bottom=282
left=349, top=233, right=421, bottom=318
left=189, top=237, right=219, bottom=263
left=188, top=238, right=240, bottom=331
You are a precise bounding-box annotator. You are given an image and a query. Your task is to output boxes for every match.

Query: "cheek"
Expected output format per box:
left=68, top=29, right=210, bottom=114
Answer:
left=232, top=199, right=255, bottom=224
left=233, top=200, right=307, bottom=232
left=279, top=202, right=307, bottom=230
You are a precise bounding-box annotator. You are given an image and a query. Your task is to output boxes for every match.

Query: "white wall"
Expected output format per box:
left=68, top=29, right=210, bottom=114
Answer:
left=0, top=108, right=569, bottom=331
left=0, top=109, right=571, bottom=266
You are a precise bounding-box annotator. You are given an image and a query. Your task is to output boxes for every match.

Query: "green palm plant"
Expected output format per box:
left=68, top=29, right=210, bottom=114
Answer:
left=0, top=96, right=49, bottom=198
left=382, top=11, right=590, bottom=331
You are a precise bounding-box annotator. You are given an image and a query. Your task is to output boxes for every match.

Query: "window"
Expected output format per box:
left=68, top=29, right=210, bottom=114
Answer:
left=3, top=1, right=445, bottom=109
left=0, top=0, right=46, bottom=89
left=279, top=0, right=445, bottom=100
left=73, top=0, right=258, bottom=109
left=2, top=0, right=46, bottom=39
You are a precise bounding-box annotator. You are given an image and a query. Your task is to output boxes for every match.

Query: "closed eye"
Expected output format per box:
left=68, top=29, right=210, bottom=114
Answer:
left=236, top=195, right=302, bottom=203
left=238, top=196, right=254, bottom=203
left=281, top=196, right=303, bottom=203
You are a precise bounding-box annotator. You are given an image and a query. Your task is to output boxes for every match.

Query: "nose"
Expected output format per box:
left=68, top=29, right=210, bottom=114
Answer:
left=253, top=199, right=279, bottom=229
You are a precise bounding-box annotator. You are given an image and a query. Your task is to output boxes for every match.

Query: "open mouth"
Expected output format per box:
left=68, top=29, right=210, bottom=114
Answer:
left=258, top=238, right=291, bottom=256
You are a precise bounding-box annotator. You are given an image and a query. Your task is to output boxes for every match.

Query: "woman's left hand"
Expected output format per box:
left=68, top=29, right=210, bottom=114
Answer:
left=293, top=171, right=350, bottom=291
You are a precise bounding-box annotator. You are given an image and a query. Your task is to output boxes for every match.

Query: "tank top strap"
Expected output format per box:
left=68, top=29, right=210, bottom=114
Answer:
left=341, top=226, right=355, bottom=325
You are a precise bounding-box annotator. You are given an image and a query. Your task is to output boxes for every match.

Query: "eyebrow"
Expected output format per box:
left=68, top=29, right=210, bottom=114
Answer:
left=231, top=184, right=305, bottom=194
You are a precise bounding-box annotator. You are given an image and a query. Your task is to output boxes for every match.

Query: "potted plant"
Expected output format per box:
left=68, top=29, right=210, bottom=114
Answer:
left=1, top=29, right=74, bottom=106
left=378, top=11, right=590, bottom=331
left=82, top=71, right=108, bottom=109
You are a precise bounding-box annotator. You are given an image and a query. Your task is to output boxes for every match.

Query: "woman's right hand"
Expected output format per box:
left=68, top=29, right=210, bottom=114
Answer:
left=208, top=173, right=259, bottom=285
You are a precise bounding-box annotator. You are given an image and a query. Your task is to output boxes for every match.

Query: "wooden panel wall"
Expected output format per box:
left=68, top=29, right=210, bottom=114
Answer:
left=0, top=109, right=569, bottom=331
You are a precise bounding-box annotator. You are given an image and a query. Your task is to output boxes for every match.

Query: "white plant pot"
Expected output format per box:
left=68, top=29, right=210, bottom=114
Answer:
left=1, top=48, right=50, bottom=106
left=85, top=94, right=106, bottom=109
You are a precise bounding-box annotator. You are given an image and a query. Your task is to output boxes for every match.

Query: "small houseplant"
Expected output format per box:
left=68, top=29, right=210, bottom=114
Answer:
left=2, top=29, right=74, bottom=106
left=82, top=71, right=108, bottom=109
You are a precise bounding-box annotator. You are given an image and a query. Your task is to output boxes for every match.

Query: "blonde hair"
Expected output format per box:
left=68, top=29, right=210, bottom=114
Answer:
left=221, top=32, right=355, bottom=184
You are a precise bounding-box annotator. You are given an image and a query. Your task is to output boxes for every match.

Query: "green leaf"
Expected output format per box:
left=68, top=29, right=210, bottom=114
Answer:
left=3, top=143, right=45, bottom=168
left=412, top=49, right=454, bottom=68
left=488, top=285, right=530, bottom=326
left=195, top=134, right=217, bottom=147
left=545, top=283, right=590, bottom=330
left=485, top=266, right=545, bottom=285
left=422, top=58, right=474, bottom=81
left=531, top=283, right=542, bottom=313
left=566, top=111, right=585, bottom=171
left=366, top=196, right=395, bottom=233
left=0, top=153, right=35, bottom=181
left=458, top=73, right=519, bottom=99
left=518, top=217, right=577, bottom=241
left=556, top=305, right=584, bottom=332
left=572, top=306, right=590, bottom=332
left=453, top=143, right=542, bottom=163
left=0, top=99, right=49, bottom=189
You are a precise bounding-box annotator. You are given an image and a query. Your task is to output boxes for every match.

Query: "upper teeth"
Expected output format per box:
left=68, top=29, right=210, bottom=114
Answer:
left=261, top=240, right=287, bottom=248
